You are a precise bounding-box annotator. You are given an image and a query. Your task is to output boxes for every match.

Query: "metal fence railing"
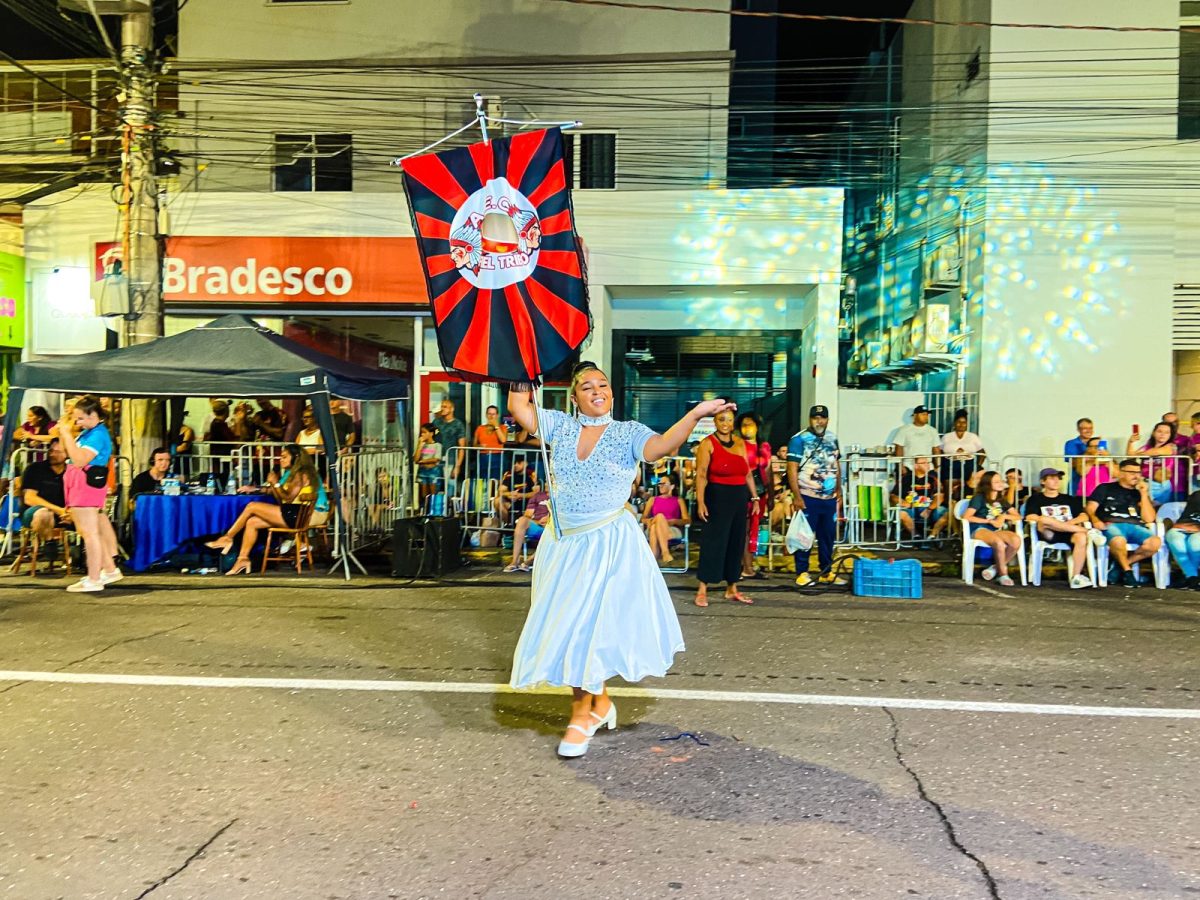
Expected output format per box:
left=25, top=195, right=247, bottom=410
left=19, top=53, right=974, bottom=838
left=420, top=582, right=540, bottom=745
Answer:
left=1001, top=453, right=1192, bottom=507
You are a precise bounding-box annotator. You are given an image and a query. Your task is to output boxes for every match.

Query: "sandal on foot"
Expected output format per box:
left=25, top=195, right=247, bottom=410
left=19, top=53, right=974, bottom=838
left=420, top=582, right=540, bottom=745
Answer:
left=225, top=557, right=252, bottom=576
left=206, top=537, right=234, bottom=555
left=726, top=591, right=753, bottom=605
left=694, top=593, right=709, bottom=608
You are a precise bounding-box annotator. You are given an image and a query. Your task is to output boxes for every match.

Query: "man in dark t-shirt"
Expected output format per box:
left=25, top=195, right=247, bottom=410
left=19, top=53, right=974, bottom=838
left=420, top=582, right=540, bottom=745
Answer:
left=891, top=456, right=947, bottom=541
left=1086, top=458, right=1161, bottom=588
left=495, top=457, right=539, bottom=523
left=130, top=448, right=172, bottom=507
left=1024, top=468, right=1093, bottom=589
left=19, top=437, right=68, bottom=550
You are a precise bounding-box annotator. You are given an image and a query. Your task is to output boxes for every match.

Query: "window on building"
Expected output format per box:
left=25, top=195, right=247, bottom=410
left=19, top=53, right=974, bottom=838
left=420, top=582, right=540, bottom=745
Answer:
left=1181, top=6, right=1200, bottom=139
left=273, top=133, right=352, bottom=192
left=564, top=132, right=616, bottom=190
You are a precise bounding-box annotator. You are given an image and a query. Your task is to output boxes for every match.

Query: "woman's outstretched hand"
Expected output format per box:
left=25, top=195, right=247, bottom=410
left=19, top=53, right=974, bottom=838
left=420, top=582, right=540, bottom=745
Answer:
left=691, top=398, right=737, bottom=420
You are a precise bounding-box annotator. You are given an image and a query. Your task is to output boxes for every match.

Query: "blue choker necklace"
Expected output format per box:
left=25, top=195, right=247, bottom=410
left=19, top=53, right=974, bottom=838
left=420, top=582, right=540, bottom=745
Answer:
left=577, top=411, right=613, bottom=427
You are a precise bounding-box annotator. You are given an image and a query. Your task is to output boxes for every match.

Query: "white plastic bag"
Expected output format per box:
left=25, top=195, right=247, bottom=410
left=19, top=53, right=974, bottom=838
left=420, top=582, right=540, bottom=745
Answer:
left=785, top=510, right=814, bottom=553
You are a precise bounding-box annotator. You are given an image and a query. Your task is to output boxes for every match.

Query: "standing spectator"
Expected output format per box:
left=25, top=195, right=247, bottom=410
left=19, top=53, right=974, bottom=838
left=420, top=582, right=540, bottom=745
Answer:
left=204, top=400, right=238, bottom=480
left=737, top=411, right=773, bottom=577
left=296, top=406, right=324, bottom=453
left=413, top=422, right=444, bottom=506
left=1065, top=417, right=1095, bottom=493
left=17, top=437, right=68, bottom=560
left=13, top=405, right=55, bottom=454
left=893, top=405, right=940, bottom=460
left=939, top=409, right=986, bottom=500
left=1164, top=487, right=1200, bottom=589
left=253, top=398, right=287, bottom=442
left=960, top=470, right=1023, bottom=587
left=231, top=401, right=255, bottom=442
left=1004, top=468, right=1032, bottom=509
left=642, top=473, right=690, bottom=565
left=495, top=455, right=538, bottom=523
left=788, top=404, right=843, bottom=586
left=695, top=408, right=758, bottom=606
left=504, top=488, right=551, bottom=573
left=170, top=413, right=195, bottom=478
left=1086, top=459, right=1161, bottom=588
left=1025, top=468, right=1094, bottom=589
left=1163, top=411, right=1180, bottom=430
left=1080, top=435, right=1115, bottom=498
left=473, top=404, right=508, bottom=482
left=892, top=455, right=948, bottom=543
left=56, top=395, right=121, bottom=593
left=330, top=398, right=358, bottom=450
left=1127, top=420, right=1184, bottom=505
left=435, top=398, right=467, bottom=489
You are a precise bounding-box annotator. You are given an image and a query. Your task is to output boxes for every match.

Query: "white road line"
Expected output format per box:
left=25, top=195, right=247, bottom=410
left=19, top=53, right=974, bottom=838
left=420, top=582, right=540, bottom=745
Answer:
left=0, top=670, right=1197, bottom=719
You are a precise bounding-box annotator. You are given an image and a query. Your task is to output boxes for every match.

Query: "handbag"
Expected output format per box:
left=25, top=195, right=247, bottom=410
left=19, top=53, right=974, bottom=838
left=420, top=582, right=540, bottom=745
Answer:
left=84, top=465, right=108, bottom=489
left=785, top=510, right=815, bottom=553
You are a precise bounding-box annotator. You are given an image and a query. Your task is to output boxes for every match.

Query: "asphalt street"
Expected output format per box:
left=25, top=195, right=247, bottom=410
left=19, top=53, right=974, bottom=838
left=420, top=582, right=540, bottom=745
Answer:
left=0, top=568, right=1197, bottom=900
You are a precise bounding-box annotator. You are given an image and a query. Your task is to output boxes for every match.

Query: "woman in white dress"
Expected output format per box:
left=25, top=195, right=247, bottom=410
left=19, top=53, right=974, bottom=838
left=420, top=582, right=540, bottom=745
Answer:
left=508, top=363, right=733, bottom=757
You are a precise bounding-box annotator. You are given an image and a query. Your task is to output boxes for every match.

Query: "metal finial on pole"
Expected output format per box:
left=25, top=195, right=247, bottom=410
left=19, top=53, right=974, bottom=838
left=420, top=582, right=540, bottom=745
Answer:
left=474, top=92, right=489, bottom=144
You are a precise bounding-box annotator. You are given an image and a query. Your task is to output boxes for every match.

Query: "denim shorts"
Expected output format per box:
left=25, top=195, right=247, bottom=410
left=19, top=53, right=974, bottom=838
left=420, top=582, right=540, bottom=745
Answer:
left=1102, top=522, right=1154, bottom=546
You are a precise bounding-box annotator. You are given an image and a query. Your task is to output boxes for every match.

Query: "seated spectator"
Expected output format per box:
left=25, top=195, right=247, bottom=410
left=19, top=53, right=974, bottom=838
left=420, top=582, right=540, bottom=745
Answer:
left=205, top=444, right=324, bottom=575
left=18, top=437, right=69, bottom=557
left=1127, top=420, right=1184, bottom=505
left=960, top=470, right=1023, bottom=587
left=892, top=455, right=948, bottom=542
left=893, top=405, right=940, bottom=461
left=642, top=473, right=691, bottom=565
left=1086, top=459, right=1161, bottom=588
left=940, top=410, right=985, bottom=499
left=1004, top=468, right=1031, bottom=509
left=129, top=447, right=172, bottom=507
left=13, top=405, right=55, bottom=452
left=1164, top=487, right=1200, bottom=589
left=504, top=488, right=550, bottom=573
left=495, top=456, right=538, bottom=523
left=414, top=421, right=444, bottom=504
left=1024, top=468, right=1095, bottom=589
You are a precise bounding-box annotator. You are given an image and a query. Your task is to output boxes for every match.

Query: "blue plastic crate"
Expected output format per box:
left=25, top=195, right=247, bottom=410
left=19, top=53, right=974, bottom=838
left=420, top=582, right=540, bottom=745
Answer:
left=853, top=557, right=923, bottom=599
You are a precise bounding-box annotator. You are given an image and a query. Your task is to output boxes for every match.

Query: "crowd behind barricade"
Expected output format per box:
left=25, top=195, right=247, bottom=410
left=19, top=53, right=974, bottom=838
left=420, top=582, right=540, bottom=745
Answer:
left=0, top=392, right=414, bottom=586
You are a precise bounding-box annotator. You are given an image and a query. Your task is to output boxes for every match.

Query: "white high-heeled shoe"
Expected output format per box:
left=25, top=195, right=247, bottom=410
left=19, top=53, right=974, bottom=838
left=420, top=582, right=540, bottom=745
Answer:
left=587, top=700, right=617, bottom=736
left=557, top=723, right=592, bottom=758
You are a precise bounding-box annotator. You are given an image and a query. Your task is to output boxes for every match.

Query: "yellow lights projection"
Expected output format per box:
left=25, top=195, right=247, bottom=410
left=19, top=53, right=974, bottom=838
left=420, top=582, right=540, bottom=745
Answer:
left=673, top=189, right=843, bottom=287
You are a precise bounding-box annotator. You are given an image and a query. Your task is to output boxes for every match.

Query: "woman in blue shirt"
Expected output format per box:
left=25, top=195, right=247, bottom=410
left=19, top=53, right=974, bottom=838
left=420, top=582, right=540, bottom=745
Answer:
left=57, top=395, right=122, bottom=593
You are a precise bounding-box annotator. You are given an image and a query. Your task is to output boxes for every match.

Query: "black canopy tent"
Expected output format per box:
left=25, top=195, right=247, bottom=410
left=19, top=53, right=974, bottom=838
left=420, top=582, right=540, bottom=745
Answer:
left=1, top=315, right=410, bottom=573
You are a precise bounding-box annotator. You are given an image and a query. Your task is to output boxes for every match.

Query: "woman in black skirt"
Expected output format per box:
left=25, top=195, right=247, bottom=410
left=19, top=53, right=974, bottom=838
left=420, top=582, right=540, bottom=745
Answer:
left=694, top=409, right=760, bottom=606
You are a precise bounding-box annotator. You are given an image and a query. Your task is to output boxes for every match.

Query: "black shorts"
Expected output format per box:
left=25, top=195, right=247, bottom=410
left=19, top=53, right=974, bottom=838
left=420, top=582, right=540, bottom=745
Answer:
left=280, top=503, right=303, bottom=529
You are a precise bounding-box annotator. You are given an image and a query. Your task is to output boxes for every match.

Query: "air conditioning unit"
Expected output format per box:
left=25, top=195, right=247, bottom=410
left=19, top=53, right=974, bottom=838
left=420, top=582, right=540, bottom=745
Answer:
left=925, top=243, right=962, bottom=289
left=912, top=304, right=952, bottom=353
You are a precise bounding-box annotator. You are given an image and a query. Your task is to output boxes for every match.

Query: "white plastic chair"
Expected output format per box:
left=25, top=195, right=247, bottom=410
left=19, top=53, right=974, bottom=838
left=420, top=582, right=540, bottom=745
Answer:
left=953, top=499, right=1027, bottom=586
left=1028, top=524, right=1097, bottom=588
left=1094, top=503, right=1174, bottom=589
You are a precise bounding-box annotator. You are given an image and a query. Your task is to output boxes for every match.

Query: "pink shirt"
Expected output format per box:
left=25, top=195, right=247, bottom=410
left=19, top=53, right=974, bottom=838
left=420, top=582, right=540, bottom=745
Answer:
left=648, top=495, right=683, bottom=520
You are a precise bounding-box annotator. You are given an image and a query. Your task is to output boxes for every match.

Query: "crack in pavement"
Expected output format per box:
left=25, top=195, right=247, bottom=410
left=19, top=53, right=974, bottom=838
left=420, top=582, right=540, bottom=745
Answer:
left=57, top=623, right=192, bottom=670
left=0, top=624, right=191, bottom=697
left=883, top=707, right=1002, bottom=900
left=131, top=817, right=237, bottom=899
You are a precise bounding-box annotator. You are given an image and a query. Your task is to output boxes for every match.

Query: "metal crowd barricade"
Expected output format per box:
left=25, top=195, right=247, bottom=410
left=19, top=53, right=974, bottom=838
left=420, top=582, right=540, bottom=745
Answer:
left=338, top=444, right=411, bottom=558
left=842, top=451, right=986, bottom=550
left=437, top=444, right=545, bottom=547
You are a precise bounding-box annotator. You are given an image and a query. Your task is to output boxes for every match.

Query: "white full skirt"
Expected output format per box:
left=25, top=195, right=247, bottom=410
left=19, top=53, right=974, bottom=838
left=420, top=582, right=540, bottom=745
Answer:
left=510, top=510, right=685, bottom=694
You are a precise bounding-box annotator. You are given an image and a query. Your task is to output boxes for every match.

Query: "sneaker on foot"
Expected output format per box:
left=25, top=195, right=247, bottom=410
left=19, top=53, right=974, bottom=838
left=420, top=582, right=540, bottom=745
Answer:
left=278, top=539, right=295, bottom=555
left=997, top=575, right=1015, bottom=587
left=99, top=568, right=124, bottom=585
left=66, top=577, right=103, bottom=593
left=981, top=566, right=997, bottom=581
left=1119, top=569, right=1139, bottom=588
left=795, top=572, right=814, bottom=587
left=1069, top=573, right=1093, bottom=590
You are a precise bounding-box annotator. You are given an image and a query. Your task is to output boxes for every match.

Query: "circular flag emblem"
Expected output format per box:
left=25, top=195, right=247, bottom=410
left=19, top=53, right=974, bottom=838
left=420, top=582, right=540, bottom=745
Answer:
left=447, top=177, right=543, bottom=290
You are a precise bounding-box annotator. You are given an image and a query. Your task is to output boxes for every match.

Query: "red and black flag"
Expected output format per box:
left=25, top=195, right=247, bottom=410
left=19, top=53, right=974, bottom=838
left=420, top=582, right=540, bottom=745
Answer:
left=400, top=127, right=591, bottom=384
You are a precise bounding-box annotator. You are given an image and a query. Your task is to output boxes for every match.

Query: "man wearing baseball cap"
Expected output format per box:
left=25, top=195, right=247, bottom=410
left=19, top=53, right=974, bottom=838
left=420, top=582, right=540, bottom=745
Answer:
left=787, top=404, right=844, bottom=586
left=893, top=405, right=940, bottom=461
left=1024, top=467, right=1095, bottom=589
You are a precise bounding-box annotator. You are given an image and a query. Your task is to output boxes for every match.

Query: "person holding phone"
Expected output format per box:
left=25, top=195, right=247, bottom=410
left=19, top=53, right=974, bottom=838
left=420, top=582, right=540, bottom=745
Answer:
left=1086, top=459, right=1161, bottom=588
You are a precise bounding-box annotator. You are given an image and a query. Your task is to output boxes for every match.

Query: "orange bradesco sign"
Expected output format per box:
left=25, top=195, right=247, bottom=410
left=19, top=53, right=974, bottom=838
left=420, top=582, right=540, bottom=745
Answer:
left=98, top=236, right=428, bottom=306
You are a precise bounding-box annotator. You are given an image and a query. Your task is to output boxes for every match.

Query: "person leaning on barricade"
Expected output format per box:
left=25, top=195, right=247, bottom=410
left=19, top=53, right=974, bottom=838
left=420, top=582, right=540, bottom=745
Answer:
left=1126, top=420, right=1185, bottom=506
left=1086, top=459, right=1162, bottom=589
left=940, top=409, right=985, bottom=500
left=893, top=405, right=939, bottom=462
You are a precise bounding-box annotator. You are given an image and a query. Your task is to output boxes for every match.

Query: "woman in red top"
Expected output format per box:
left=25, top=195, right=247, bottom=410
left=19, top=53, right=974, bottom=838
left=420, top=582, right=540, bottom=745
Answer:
left=694, top=409, right=761, bottom=606
left=737, top=411, right=773, bottom=577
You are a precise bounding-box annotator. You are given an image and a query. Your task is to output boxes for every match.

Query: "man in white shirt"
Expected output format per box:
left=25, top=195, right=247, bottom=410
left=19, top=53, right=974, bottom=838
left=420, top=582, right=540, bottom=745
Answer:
left=893, top=405, right=940, bottom=460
